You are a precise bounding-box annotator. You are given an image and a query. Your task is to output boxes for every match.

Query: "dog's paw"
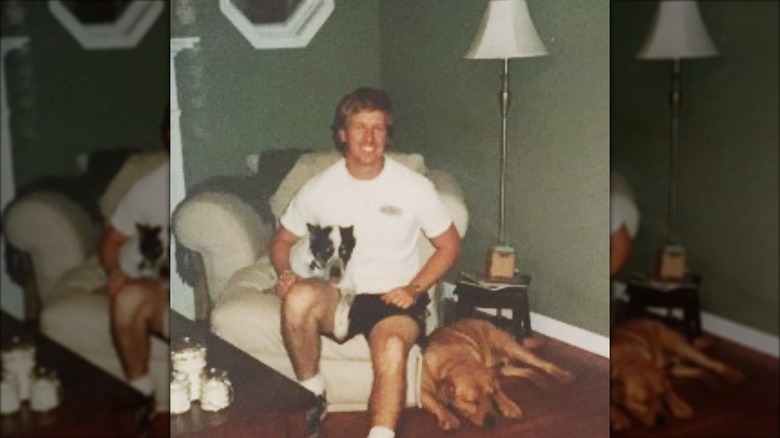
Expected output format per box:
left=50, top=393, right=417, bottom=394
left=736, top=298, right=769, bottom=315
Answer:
left=666, top=393, right=693, bottom=419
left=549, top=367, right=575, bottom=384
left=611, top=413, right=632, bottom=431
left=436, top=412, right=461, bottom=430
left=498, top=400, right=523, bottom=420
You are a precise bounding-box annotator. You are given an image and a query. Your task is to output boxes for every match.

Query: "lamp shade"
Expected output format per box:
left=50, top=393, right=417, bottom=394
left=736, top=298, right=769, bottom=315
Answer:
left=465, top=0, right=548, bottom=59
left=637, top=0, right=718, bottom=60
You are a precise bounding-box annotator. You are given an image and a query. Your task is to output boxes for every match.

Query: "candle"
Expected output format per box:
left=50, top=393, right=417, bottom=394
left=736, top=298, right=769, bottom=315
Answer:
left=1, top=336, right=36, bottom=402
left=171, top=337, right=206, bottom=401
left=0, top=376, right=20, bottom=415
left=200, top=368, right=233, bottom=412
left=30, top=368, right=62, bottom=412
left=170, top=371, right=191, bottom=414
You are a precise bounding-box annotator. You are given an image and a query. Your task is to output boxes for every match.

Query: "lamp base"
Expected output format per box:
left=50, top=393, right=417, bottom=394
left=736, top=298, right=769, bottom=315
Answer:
left=485, top=245, right=516, bottom=282
left=657, top=244, right=686, bottom=280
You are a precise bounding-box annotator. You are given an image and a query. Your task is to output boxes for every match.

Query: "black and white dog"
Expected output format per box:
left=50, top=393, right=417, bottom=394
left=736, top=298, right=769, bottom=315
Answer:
left=119, top=223, right=169, bottom=280
left=290, top=223, right=357, bottom=342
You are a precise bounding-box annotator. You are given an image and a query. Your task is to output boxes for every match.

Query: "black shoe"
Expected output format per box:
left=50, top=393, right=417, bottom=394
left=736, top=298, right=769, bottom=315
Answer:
left=305, top=393, right=328, bottom=438
left=135, top=395, right=156, bottom=438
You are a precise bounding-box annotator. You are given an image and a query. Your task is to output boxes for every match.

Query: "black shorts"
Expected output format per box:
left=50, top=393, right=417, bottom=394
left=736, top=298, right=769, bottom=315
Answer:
left=344, top=293, right=430, bottom=344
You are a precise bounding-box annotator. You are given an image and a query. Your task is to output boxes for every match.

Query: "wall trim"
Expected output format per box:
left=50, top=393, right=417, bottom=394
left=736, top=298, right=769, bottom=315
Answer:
left=700, top=312, right=779, bottom=358
left=530, top=312, right=610, bottom=358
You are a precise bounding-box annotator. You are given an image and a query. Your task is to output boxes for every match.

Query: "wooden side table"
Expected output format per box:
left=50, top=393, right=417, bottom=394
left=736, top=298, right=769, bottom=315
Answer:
left=453, top=275, right=533, bottom=339
left=624, top=274, right=703, bottom=340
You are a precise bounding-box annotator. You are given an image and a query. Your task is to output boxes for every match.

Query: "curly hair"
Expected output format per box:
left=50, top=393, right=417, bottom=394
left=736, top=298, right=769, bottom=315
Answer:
left=330, top=87, right=394, bottom=153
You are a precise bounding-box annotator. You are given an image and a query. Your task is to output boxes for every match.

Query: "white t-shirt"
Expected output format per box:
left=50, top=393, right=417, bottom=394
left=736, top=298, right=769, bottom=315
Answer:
left=610, top=171, right=639, bottom=238
left=281, top=157, right=453, bottom=294
left=111, top=161, right=170, bottom=238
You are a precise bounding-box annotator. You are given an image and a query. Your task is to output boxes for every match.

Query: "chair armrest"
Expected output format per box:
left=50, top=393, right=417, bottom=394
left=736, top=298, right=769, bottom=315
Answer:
left=173, top=191, right=273, bottom=305
left=3, top=192, right=99, bottom=303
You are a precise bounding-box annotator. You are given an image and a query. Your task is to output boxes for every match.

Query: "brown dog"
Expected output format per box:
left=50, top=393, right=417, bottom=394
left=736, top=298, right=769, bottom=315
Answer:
left=610, top=318, right=743, bottom=431
left=421, top=318, right=574, bottom=430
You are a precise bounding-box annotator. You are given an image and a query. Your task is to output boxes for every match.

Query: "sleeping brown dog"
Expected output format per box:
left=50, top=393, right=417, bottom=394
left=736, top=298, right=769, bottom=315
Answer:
left=610, top=318, right=743, bottom=431
left=421, top=318, right=574, bottom=430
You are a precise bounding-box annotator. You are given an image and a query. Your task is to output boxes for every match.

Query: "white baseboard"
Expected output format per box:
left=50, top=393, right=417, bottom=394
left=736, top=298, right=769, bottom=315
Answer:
left=640, top=305, right=778, bottom=358
left=530, top=312, right=610, bottom=358
left=701, top=312, right=779, bottom=358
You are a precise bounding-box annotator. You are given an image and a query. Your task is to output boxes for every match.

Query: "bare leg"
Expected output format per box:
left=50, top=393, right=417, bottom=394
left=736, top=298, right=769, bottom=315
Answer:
left=280, top=280, right=339, bottom=380
left=367, top=315, right=419, bottom=431
left=110, top=280, right=168, bottom=380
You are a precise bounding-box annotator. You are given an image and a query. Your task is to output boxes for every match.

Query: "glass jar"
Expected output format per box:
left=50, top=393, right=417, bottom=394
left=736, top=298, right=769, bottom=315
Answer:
left=170, top=371, right=191, bottom=414
left=1, top=335, right=36, bottom=401
left=171, top=337, right=206, bottom=401
left=0, top=373, right=20, bottom=415
left=200, top=367, right=233, bottom=412
left=30, top=367, right=62, bottom=412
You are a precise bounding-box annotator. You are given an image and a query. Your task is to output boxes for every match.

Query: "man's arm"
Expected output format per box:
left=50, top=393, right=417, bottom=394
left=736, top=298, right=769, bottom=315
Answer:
left=100, top=225, right=130, bottom=296
left=610, top=224, right=632, bottom=278
left=381, top=224, right=461, bottom=309
left=271, top=224, right=302, bottom=298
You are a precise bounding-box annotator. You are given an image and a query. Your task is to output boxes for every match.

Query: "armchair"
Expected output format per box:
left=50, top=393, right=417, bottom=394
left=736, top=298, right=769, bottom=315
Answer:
left=173, top=149, right=468, bottom=411
left=2, top=150, right=170, bottom=412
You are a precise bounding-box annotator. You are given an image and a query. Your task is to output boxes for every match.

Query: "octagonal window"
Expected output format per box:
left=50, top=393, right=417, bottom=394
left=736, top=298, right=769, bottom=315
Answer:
left=220, top=0, right=334, bottom=49
left=230, top=0, right=304, bottom=24
left=49, top=0, right=163, bottom=50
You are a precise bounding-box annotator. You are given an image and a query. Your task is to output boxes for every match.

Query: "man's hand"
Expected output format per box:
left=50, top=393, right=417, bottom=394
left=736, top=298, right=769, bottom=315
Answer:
left=276, top=270, right=299, bottom=299
left=106, top=270, right=127, bottom=297
left=381, top=285, right=420, bottom=309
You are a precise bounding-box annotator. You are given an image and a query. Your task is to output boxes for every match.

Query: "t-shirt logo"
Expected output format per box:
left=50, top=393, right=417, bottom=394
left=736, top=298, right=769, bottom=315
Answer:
left=379, top=205, right=403, bottom=216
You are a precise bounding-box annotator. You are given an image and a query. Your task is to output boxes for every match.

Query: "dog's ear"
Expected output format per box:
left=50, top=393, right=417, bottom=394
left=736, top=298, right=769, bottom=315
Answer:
left=435, top=378, right=455, bottom=404
left=307, top=223, right=317, bottom=235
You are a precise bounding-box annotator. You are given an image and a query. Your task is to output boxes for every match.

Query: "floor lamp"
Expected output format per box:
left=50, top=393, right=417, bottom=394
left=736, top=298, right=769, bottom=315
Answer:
left=636, top=0, right=718, bottom=279
left=465, top=0, right=548, bottom=281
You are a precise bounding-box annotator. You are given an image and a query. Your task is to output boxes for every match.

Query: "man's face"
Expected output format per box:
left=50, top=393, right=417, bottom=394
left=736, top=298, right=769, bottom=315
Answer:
left=338, top=110, right=388, bottom=169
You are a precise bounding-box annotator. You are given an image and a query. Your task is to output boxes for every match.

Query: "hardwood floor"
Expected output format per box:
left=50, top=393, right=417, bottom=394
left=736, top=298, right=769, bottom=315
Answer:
left=318, top=333, right=610, bottom=438
left=613, top=333, right=779, bottom=438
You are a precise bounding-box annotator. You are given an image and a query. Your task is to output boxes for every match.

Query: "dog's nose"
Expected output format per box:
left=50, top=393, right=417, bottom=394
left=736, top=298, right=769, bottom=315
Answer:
left=654, top=414, right=667, bottom=428
left=329, top=266, right=342, bottom=280
left=484, top=414, right=497, bottom=429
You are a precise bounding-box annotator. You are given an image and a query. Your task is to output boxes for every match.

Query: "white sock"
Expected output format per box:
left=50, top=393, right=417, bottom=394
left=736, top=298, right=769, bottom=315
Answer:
left=129, top=374, right=155, bottom=396
left=299, top=374, right=325, bottom=396
left=367, top=426, right=395, bottom=438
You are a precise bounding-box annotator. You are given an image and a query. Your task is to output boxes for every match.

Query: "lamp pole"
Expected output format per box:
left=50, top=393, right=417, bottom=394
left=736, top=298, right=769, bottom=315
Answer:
left=498, top=58, right=511, bottom=246
left=668, top=59, right=681, bottom=244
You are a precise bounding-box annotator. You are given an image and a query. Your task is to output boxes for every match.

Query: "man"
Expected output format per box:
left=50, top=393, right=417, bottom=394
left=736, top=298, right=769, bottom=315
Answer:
left=271, top=88, right=461, bottom=438
left=99, top=107, right=170, bottom=430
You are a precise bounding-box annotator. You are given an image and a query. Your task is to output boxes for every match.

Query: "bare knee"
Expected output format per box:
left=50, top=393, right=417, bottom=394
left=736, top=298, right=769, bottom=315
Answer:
left=111, top=283, right=153, bottom=329
left=371, top=327, right=416, bottom=374
left=282, top=283, right=322, bottom=323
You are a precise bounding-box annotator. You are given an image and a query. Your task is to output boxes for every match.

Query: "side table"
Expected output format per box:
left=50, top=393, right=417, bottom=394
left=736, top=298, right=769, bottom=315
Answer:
left=453, top=275, right=533, bottom=339
left=624, top=273, right=702, bottom=340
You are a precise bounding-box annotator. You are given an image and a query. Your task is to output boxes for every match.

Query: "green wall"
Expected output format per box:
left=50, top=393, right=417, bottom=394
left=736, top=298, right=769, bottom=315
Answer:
left=174, top=0, right=382, bottom=186
left=611, top=1, right=779, bottom=335
left=379, top=1, right=610, bottom=335
left=174, top=0, right=610, bottom=336
left=3, top=2, right=169, bottom=187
